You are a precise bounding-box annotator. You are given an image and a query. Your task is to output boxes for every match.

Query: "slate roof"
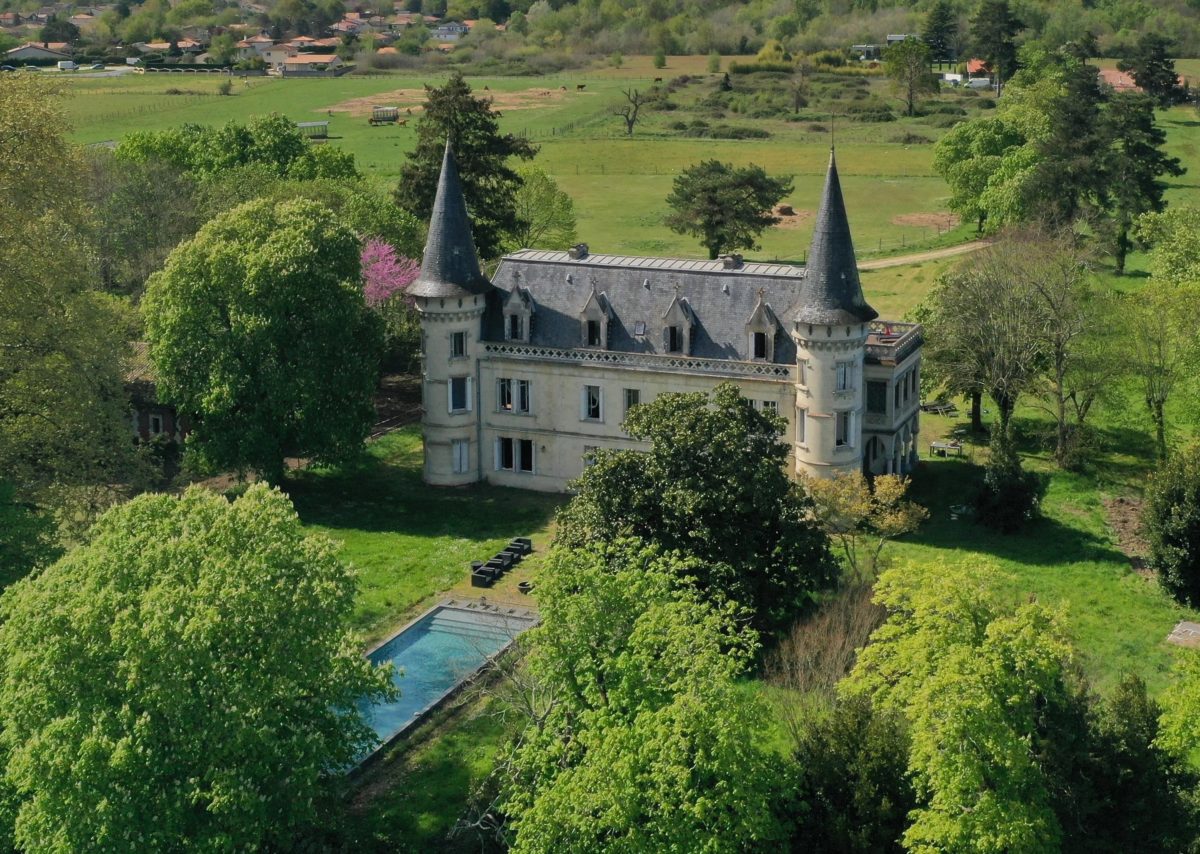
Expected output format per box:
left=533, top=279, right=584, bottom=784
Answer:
left=409, top=141, right=493, bottom=300
left=488, top=251, right=799, bottom=364
left=795, top=150, right=878, bottom=326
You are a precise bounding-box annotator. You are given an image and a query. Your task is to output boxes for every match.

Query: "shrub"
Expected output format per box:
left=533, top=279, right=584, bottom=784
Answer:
left=843, top=103, right=895, bottom=122
left=974, top=433, right=1044, bottom=533
left=728, top=60, right=794, bottom=74
left=217, top=78, right=233, bottom=96
left=1143, top=444, right=1200, bottom=607
left=925, top=112, right=964, bottom=128
left=810, top=48, right=847, bottom=67
left=890, top=131, right=932, bottom=144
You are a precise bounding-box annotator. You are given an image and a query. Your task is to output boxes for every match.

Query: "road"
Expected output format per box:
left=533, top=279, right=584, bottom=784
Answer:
left=858, top=239, right=990, bottom=271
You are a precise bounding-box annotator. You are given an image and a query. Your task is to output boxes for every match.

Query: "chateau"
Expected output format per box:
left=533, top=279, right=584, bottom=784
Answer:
left=412, top=142, right=923, bottom=491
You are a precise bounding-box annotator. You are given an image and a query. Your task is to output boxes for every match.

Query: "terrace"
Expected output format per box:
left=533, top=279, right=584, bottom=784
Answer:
left=864, top=320, right=922, bottom=365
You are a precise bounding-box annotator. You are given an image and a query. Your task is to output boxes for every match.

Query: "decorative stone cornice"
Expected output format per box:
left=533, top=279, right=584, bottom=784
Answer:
left=417, top=307, right=487, bottom=323
left=793, top=337, right=864, bottom=354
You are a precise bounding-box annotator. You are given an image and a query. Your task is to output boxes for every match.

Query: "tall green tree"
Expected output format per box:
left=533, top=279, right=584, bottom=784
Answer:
left=845, top=561, right=1082, bottom=853
left=143, top=199, right=384, bottom=482
left=1134, top=206, right=1200, bottom=287
left=83, top=149, right=202, bottom=297
left=1118, top=33, right=1186, bottom=107
left=1103, top=91, right=1184, bottom=273
left=0, top=75, right=143, bottom=535
left=1028, top=61, right=1109, bottom=226
left=497, top=542, right=781, bottom=853
left=0, top=485, right=392, bottom=851
left=969, top=0, right=1023, bottom=85
left=394, top=71, right=537, bottom=260
left=923, top=0, right=957, bottom=64
left=1120, top=283, right=1198, bottom=460
left=1143, top=444, right=1200, bottom=606
left=884, top=37, right=938, bottom=117
left=555, top=383, right=835, bottom=634
left=504, top=165, right=577, bottom=252
left=664, top=160, right=793, bottom=260
left=932, top=116, right=1025, bottom=232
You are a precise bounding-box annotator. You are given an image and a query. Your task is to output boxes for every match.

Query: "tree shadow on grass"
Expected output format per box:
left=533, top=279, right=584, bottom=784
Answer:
left=905, top=457, right=1129, bottom=568
left=282, top=427, right=564, bottom=543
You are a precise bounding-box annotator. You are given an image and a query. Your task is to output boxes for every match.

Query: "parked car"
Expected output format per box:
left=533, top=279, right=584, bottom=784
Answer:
left=56, top=60, right=78, bottom=71
left=0, top=65, right=16, bottom=72
left=90, top=62, right=105, bottom=70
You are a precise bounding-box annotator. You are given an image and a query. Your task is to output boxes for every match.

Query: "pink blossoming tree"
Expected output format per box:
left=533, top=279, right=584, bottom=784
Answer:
left=361, top=238, right=419, bottom=308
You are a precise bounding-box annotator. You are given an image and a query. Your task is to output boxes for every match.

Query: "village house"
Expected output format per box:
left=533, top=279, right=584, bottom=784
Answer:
left=126, top=344, right=186, bottom=442
left=0, top=11, right=22, bottom=27
left=5, top=41, right=72, bottom=61
left=432, top=21, right=468, bottom=40
left=414, top=143, right=922, bottom=492
left=281, top=52, right=342, bottom=73
left=261, top=43, right=297, bottom=68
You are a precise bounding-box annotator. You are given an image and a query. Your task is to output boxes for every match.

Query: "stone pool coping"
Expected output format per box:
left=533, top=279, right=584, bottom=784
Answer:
left=353, top=598, right=539, bottom=773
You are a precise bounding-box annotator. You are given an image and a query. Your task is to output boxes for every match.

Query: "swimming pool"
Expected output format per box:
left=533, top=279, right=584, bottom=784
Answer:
left=357, top=602, right=538, bottom=761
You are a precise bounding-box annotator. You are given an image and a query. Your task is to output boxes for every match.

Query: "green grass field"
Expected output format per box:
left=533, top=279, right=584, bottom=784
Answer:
left=284, top=428, right=561, bottom=642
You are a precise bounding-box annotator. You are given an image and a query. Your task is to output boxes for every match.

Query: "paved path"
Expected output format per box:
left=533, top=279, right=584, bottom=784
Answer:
left=859, top=239, right=991, bottom=270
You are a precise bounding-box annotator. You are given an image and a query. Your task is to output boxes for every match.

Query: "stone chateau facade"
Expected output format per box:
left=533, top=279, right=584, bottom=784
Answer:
left=413, top=142, right=923, bottom=491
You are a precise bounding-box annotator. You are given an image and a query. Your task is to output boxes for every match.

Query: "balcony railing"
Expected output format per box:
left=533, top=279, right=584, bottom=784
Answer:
left=865, top=321, right=923, bottom=365
left=484, top=342, right=796, bottom=380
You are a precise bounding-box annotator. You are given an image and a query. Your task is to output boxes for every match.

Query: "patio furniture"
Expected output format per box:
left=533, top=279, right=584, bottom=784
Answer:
left=513, top=537, right=533, bottom=553
left=929, top=440, right=964, bottom=458
left=471, top=570, right=494, bottom=588
left=518, top=580, right=534, bottom=594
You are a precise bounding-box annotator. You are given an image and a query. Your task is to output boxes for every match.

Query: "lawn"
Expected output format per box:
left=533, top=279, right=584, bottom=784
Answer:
left=285, top=427, right=561, bottom=642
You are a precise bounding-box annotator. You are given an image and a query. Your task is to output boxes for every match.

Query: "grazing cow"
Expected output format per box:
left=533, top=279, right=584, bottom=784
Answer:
left=397, top=119, right=407, bottom=127
left=576, top=83, right=585, bottom=91
left=406, top=107, right=412, bottom=114
left=654, top=77, right=662, bottom=82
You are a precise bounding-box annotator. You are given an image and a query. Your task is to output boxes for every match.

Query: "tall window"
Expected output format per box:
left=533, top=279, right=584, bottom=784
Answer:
left=507, top=314, right=524, bottom=341
left=761, top=400, right=778, bottom=414
left=452, top=439, right=469, bottom=473
left=582, top=385, right=603, bottom=421
left=836, top=411, right=852, bottom=447
left=797, top=408, right=807, bottom=445
left=835, top=361, right=851, bottom=392
left=623, top=388, right=640, bottom=416
left=497, top=378, right=513, bottom=412
left=516, top=379, right=531, bottom=414
left=449, top=376, right=472, bottom=413
left=495, top=437, right=533, bottom=473
left=867, top=380, right=887, bottom=414
left=752, top=331, right=768, bottom=359
left=586, top=319, right=602, bottom=347
left=666, top=325, right=683, bottom=353
left=497, top=437, right=515, bottom=470
left=450, top=331, right=467, bottom=358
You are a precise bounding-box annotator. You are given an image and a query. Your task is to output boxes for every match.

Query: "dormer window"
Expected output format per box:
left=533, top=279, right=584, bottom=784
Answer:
left=579, top=289, right=611, bottom=350
left=745, top=291, right=778, bottom=362
left=662, top=294, right=695, bottom=356
left=503, top=286, right=534, bottom=343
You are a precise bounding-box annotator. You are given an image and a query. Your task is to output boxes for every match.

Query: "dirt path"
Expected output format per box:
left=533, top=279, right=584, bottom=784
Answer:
left=859, top=239, right=991, bottom=270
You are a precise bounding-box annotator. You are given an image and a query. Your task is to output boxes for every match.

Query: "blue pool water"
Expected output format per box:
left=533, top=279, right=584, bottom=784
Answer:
left=358, top=605, right=536, bottom=757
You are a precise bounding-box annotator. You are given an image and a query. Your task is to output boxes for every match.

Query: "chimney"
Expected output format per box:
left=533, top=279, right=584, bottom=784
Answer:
left=567, top=242, right=589, bottom=260
left=720, top=253, right=743, bottom=269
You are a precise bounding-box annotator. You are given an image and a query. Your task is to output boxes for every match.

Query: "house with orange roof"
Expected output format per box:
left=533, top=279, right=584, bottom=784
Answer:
left=281, top=52, right=342, bottom=73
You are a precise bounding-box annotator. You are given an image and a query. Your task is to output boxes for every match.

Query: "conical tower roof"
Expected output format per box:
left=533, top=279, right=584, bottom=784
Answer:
left=794, top=150, right=878, bottom=326
left=409, top=140, right=492, bottom=299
